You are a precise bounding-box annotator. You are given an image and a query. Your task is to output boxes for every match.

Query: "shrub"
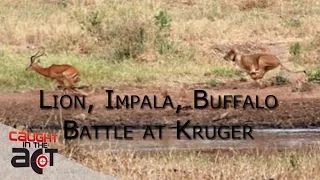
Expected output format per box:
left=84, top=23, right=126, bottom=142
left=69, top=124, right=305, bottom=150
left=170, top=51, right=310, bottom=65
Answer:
left=153, top=10, right=175, bottom=54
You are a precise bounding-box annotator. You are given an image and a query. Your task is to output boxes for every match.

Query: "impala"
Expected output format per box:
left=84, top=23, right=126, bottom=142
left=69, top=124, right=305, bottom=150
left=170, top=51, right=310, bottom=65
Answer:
left=26, top=47, right=91, bottom=96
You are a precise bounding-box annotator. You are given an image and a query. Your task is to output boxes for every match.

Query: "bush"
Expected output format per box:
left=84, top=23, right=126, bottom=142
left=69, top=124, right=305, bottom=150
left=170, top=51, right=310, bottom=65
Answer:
left=307, top=68, right=320, bottom=83
left=289, top=42, right=302, bottom=63
left=153, top=10, right=175, bottom=54
left=272, top=75, right=289, bottom=85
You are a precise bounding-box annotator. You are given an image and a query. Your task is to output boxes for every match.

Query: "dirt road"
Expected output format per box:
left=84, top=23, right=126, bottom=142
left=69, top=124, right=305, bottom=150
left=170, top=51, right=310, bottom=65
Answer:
left=1, top=82, right=320, bottom=129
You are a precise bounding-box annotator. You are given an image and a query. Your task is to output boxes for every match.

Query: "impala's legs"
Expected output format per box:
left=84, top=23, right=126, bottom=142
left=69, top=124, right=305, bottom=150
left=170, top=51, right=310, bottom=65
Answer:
left=56, top=79, right=65, bottom=89
left=65, top=77, right=75, bottom=89
left=55, top=78, right=69, bottom=94
left=74, top=76, right=81, bottom=83
left=63, top=76, right=78, bottom=95
left=64, top=76, right=91, bottom=96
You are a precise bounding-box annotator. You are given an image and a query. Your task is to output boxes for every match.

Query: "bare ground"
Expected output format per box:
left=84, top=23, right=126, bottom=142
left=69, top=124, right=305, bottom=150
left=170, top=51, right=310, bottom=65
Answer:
left=1, top=81, right=320, bottom=129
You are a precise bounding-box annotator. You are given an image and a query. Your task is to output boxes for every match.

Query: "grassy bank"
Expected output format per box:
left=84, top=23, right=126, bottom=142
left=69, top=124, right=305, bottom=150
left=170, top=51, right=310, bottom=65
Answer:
left=53, top=142, right=320, bottom=180
left=0, top=47, right=238, bottom=91
left=1, top=0, right=320, bottom=91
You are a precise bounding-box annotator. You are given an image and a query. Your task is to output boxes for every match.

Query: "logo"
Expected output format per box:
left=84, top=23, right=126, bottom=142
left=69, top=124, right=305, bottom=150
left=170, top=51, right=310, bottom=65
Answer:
left=9, top=131, right=59, bottom=174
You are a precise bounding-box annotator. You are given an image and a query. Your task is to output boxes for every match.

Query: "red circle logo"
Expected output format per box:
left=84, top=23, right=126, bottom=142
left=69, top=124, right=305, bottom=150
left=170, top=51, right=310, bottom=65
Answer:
left=36, top=155, right=49, bottom=168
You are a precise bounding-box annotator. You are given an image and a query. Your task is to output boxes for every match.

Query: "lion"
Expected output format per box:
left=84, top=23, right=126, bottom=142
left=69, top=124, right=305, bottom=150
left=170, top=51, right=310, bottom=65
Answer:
left=223, top=48, right=307, bottom=88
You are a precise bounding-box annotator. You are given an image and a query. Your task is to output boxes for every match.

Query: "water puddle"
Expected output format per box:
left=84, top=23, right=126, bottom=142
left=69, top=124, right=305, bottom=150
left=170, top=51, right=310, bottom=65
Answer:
left=75, top=128, right=320, bottom=152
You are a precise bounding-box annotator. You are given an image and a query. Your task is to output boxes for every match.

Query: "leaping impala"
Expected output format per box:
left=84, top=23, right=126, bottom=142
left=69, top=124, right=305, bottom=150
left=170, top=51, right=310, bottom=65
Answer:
left=26, top=47, right=93, bottom=96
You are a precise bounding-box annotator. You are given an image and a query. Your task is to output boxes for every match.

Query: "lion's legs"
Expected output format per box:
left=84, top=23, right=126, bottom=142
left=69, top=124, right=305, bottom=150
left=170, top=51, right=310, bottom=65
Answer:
left=255, top=79, right=265, bottom=88
left=250, top=70, right=266, bottom=89
left=253, top=78, right=267, bottom=89
left=249, top=64, right=260, bottom=75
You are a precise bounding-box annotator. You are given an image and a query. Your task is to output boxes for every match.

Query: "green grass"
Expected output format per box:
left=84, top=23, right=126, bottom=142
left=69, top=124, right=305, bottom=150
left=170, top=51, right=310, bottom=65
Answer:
left=307, top=66, right=320, bottom=83
left=0, top=48, right=238, bottom=91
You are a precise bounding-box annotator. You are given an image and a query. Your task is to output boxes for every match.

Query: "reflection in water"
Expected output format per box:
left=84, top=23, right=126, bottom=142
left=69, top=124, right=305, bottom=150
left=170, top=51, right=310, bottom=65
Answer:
left=79, top=128, right=320, bottom=152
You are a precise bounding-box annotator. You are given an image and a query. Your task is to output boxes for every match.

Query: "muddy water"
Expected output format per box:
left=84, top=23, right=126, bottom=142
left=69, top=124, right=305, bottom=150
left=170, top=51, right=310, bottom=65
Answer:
left=77, top=128, right=320, bottom=152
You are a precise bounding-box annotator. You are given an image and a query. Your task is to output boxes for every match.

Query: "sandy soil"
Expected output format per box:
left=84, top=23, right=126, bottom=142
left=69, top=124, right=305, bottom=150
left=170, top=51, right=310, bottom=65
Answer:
left=1, top=82, right=320, bottom=129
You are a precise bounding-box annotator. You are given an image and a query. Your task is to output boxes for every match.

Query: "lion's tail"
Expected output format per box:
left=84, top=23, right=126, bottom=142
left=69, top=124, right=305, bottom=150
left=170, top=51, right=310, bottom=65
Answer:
left=280, top=63, right=306, bottom=74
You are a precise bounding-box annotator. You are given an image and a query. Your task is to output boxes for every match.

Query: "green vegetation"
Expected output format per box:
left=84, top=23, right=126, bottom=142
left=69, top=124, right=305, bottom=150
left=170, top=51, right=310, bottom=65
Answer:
left=289, top=42, right=302, bottom=62
left=307, top=67, right=320, bottom=83
left=0, top=48, right=227, bottom=91
left=273, top=75, right=290, bottom=85
left=154, top=10, right=175, bottom=54
left=208, top=79, right=219, bottom=87
left=1, top=0, right=320, bottom=91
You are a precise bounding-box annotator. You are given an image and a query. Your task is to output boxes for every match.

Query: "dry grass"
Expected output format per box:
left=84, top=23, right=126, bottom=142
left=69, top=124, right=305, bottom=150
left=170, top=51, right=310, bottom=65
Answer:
left=0, top=0, right=320, bottom=90
left=238, top=0, right=277, bottom=11
left=51, top=140, right=320, bottom=180
left=2, top=0, right=320, bottom=56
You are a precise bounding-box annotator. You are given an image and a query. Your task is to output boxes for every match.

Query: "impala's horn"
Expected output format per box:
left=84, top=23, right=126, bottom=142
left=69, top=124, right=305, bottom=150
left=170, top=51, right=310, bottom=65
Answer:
left=30, top=47, right=45, bottom=63
left=30, top=50, right=40, bottom=63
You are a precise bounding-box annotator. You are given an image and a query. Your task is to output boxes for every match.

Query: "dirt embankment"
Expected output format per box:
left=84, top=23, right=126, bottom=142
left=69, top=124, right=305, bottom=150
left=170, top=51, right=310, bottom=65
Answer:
left=0, top=82, right=320, bottom=129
